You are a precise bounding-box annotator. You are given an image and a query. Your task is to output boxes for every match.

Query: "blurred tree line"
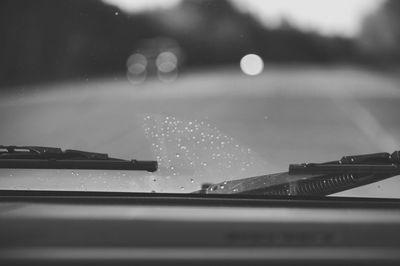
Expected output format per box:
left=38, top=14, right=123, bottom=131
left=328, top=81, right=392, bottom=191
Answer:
left=0, top=0, right=397, bottom=88
left=358, top=0, right=400, bottom=64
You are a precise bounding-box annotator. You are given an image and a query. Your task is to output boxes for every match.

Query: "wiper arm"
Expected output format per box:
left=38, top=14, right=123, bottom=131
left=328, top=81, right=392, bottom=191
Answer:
left=0, top=145, right=158, bottom=172
left=203, top=151, right=400, bottom=196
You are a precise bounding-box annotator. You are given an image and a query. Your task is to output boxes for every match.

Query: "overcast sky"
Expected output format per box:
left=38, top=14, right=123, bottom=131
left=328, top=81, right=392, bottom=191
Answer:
left=103, top=0, right=384, bottom=37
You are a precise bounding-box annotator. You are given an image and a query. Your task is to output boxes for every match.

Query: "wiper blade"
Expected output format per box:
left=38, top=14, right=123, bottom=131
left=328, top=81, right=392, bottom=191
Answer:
left=0, top=145, right=158, bottom=172
left=204, top=151, right=400, bottom=196
left=290, top=151, right=400, bottom=175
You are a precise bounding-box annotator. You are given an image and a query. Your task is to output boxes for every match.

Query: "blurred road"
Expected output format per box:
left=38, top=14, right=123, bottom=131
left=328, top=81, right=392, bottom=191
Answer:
left=1, top=65, right=400, bottom=196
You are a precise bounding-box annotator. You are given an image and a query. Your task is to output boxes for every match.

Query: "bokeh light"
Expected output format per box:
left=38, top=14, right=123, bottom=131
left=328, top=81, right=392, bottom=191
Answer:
left=126, top=53, right=148, bottom=85
left=240, top=54, right=264, bottom=76
left=156, top=51, right=178, bottom=71
left=156, top=51, right=179, bottom=83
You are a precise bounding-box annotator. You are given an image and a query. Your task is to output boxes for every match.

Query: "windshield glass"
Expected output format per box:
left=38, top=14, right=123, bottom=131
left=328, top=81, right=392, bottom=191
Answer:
left=1, top=0, right=399, bottom=198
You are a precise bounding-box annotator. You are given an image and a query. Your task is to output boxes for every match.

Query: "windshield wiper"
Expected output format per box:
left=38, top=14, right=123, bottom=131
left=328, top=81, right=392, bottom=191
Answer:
left=203, top=151, right=400, bottom=196
left=0, top=145, right=158, bottom=172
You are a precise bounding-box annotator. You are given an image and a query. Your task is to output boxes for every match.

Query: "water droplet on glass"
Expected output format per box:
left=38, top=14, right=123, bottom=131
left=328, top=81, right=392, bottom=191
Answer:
left=190, top=179, right=194, bottom=183
left=180, top=186, right=185, bottom=191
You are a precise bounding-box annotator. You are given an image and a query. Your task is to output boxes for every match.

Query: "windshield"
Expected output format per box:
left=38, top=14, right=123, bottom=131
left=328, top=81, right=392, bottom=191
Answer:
left=1, top=0, right=399, bottom=198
